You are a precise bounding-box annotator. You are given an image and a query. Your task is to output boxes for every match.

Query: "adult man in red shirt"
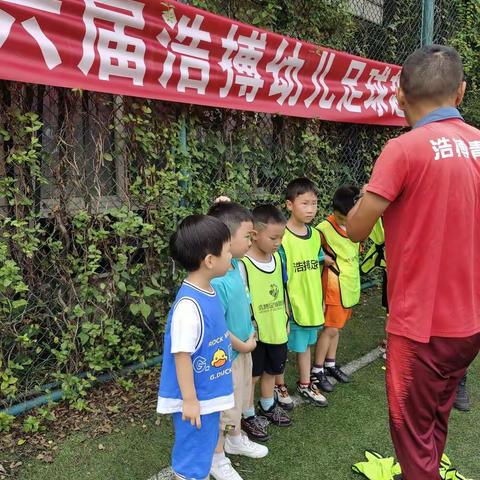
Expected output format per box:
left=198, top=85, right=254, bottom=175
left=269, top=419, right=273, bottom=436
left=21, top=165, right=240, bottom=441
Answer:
left=347, top=45, right=480, bottom=480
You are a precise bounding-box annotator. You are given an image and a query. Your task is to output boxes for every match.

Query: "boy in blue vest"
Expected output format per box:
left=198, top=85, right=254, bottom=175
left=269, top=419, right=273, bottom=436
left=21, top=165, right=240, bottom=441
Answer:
left=208, top=202, right=269, bottom=480
left=157, top=214, right=235, bottom=480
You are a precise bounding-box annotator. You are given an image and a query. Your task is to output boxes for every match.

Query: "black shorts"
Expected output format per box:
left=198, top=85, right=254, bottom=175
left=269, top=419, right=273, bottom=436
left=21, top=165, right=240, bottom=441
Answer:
left=252, top=341, right=288, bottom=377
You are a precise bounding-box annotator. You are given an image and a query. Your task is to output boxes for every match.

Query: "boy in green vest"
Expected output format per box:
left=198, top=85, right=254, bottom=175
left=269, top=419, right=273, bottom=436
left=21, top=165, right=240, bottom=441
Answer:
left=239, top=205, right=292, bottom=427
left=314, top=185, right=361, bottom=393
left=279, top=178, right=330, bottom=406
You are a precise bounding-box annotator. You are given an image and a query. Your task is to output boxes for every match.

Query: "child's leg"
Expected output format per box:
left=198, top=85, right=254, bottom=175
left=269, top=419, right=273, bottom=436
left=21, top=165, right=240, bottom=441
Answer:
left=297, top=347, right=311, bottom=385
left=312, top=327, right=335, bottom=392
left=247, top=376, right=261, bottom=415
left=259, top=372, right=276, bottom=410
left=325, top=327, right=340, bottom=360
left=223, top=353, right=269, bottom=459
left=241, top=344, right=270, bottom=442
left=172, top=411, right=220, bottom=480
left=314, top=327, right=331, bottom=368
left=275, top=373, right=286, bottom=386
left=322, top=307, right=352, bottom=383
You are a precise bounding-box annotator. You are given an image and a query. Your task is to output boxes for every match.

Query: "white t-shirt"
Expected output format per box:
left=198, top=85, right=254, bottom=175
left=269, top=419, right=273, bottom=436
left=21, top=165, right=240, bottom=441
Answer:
left=238, top=255, right=275, bottom=288
left=170, top=282, right=215, bottom=354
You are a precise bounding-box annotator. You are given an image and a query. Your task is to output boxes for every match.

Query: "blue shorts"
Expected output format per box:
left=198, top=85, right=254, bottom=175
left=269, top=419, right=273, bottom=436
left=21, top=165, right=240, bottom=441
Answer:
left=288, top=322, right=322, bottom=353
left=172, top=411, right=220, bottom=480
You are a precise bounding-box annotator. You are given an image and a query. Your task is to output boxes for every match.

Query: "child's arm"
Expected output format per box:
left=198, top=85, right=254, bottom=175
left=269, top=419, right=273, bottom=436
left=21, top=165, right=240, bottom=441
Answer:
left=230, top=332, right=257, bottom=353
left=174, top=352, right=201, bottom=429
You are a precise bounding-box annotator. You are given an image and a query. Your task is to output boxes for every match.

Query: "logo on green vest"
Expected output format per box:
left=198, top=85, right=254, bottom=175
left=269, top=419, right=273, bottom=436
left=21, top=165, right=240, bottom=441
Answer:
left=269, top=283, right=279, bottom=300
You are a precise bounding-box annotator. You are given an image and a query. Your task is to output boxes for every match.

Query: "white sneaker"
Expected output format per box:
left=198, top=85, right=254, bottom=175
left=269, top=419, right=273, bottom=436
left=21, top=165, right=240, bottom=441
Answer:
left=210, top=457, right=243, bottom=480
left=274, top=384, right=294, bottom=411
left=225, top=432, right=268, bottom=458
left=296, top=381, right=328, bottom=407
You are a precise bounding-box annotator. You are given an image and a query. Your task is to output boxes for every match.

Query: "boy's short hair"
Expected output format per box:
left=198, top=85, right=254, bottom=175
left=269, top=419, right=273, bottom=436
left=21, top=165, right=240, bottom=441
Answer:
left=170, top=214, right=230, bottom=272
left=400, top=45, right=464, bottom=102
left=285, top=177, right=318, bottom=201
left=207, top=201, right=253, bottom=234
left=332, top=185, right=360, bottom=216
left=252, top=204, right=287, bottom=230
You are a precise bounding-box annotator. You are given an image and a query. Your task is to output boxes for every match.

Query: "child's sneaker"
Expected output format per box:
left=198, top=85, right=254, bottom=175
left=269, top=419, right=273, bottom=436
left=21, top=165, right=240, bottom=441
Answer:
left=257, top=401, right=292, bottom=427
left=224, top=432, right=268, bottom=458
left=325, top=365, right=351, bottom=383
left=311, top=370, right=334, bottom=392
left=274, top=384, right=294, bottom=411
left=241, top=415, right=270, bottom=442
left=296, top=381, right=328, bottom=407
left=210, top=456, right=243, bottom=480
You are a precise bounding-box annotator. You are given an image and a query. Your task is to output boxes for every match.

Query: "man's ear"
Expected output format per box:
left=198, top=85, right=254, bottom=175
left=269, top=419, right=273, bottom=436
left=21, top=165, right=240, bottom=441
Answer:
left=396, top=86, right=407, bottom=112
left=455, top=81, right=466, bottom=106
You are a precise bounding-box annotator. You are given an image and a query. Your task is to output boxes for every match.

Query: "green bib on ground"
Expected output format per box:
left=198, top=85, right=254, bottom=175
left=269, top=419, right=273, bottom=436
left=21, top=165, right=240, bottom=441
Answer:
left=240, top=252, right=288, bottom=345
left=352, top=450, right=402, bottom=480
left=317, top=219, right=360, bottom=308
left=281, top=227, right=324, bottom=327
left=361, top=218, right=386, bottom=274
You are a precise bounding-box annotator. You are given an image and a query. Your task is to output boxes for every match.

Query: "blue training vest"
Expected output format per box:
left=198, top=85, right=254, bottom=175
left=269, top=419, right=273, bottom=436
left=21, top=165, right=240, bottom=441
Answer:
left=157, top=281, right=234, bottom=415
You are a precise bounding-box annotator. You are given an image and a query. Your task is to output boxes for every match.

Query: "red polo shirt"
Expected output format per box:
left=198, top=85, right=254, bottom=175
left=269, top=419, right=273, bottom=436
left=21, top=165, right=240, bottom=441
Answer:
left=368, top=118, right=480, bottom=342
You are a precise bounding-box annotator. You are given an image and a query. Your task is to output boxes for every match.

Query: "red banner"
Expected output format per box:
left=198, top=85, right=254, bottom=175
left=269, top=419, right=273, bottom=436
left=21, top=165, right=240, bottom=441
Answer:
left=0, top=0, right=406, bottom=126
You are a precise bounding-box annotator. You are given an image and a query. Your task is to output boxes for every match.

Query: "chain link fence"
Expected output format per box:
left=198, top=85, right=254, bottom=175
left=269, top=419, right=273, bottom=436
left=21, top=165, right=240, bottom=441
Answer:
left=0, top=0, right=460, bottom=409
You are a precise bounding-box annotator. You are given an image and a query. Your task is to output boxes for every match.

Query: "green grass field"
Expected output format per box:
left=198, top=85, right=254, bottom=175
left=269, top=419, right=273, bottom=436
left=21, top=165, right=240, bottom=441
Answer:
left=15, top=289, right=480, bottom=480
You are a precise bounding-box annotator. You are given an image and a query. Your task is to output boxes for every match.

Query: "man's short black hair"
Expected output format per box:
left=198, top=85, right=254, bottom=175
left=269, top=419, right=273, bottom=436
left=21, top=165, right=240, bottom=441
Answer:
left=207, top=201, right=253, bottom=234
left=169, top=214, right=230, bottom=272
left=252, top=204, right=287, bottom=229
left=400, top=45, right=464, bottom=102
left=285, top=177, right=318, bottom=201
left=332, top=184, right=360, bottom=216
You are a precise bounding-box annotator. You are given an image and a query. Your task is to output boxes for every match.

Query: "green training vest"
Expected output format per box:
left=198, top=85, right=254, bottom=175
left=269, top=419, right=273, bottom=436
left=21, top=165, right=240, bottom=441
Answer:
left=240, top=252, right=288, bottom=345
left=360, top=218, right=386, bottom=274
left=317, top=219, right=361, bottom=308
left=281, top=227, right=324, bottom=327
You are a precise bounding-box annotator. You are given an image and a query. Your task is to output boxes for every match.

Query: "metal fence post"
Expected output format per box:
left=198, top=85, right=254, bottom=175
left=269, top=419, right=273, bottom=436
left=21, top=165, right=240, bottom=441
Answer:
left=421, top=0, right=435, bottom=46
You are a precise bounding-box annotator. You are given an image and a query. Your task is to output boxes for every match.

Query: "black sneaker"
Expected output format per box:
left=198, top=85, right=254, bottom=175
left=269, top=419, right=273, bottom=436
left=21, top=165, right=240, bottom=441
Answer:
left=258, top=402, right=292, bottom=427
left=325, top=365, right=351, bottom=384
left=241, top=415, right=270, bottom=442
left=311, top=370, right=334, bottom=392
left=454, top=374, right=470, bottom=411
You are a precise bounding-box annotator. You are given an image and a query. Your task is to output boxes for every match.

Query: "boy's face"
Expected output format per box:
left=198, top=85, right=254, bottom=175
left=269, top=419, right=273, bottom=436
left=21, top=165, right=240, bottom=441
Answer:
left=230, top=220, right=253, bottom=258
left=253, top=222, right=286, bottom=255
left=333, top=210, right=348, bottom=228
left=286, top=191, right=318, bottom=224
left=209, top=241, right=232, bottom=278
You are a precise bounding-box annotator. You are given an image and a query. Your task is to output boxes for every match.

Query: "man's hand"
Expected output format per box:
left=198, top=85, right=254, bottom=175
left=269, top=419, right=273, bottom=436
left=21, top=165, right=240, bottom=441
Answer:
left=182, top=398, right=201, bottom=429
left=347, top=189, right=390, bottom=242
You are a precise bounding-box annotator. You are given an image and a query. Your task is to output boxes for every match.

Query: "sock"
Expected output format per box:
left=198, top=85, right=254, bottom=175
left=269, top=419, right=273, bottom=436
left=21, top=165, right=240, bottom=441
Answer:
left=212, top=451, right=226, bottom=465
left=227, top=433, right=243, bottom=446
left=243, top=406, right=255, bottom=419
left=311, top=364, right=324, bottom=373
left=325, top=358, right=336, bottom=368
left=298, top=381, right=310, bottom=388
left=260, top=397, right=274, bottom=411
